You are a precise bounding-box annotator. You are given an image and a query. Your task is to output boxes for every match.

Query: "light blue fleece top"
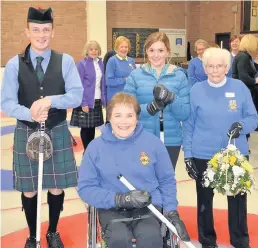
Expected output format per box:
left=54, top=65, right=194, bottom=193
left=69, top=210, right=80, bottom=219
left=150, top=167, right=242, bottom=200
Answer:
left=187, top=57, right=207, bottom=86
left=78, top=123, right=178, bottom=212
left=183, top=77, right=258, bottom=159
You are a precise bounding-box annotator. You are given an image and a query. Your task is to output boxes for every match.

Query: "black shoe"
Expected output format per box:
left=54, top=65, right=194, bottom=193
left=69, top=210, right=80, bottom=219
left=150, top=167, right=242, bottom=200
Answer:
left=24, top=237, right=36, bottom=248
left=46, top=232, right=64, bottom=248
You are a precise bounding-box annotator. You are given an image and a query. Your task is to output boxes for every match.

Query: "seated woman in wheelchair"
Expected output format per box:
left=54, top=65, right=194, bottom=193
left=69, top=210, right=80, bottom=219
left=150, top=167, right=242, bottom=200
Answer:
left=78, top=92, right=190, bottom=248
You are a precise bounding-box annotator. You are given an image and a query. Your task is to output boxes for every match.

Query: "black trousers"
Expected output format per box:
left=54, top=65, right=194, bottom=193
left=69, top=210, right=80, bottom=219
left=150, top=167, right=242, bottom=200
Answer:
left=98, top=207, right=163, bottom=248
left=80, top=127, right=95, bottom=150
left=166, top=146, right=181, bottom=169
left=193, top=158, right=249, bottom=248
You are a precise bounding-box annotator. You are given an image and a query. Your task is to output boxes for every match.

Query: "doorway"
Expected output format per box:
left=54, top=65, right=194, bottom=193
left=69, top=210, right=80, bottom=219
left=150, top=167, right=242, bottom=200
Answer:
left=215, top=32, right=231, bottom=51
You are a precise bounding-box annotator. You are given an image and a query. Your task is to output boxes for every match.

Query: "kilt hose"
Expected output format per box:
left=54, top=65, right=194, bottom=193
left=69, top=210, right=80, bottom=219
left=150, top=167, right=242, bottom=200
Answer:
left=13, top=120, right=77, bottom=192
left=70, top=99, right=104, bottom=128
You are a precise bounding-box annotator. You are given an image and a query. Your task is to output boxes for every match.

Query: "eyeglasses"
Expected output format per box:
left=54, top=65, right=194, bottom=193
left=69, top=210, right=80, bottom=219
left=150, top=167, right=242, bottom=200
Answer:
left=206, top=64, right=227, bottom=71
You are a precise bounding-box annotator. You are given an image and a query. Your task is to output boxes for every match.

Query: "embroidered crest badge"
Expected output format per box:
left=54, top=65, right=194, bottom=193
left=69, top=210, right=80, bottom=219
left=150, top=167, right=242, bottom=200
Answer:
left=140, top=152, right=150, bottom=166
left=229, top=100, right=237, bottom=111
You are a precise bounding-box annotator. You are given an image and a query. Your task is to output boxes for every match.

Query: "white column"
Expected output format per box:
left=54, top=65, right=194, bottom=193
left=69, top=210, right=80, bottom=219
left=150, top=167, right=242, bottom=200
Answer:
left=86, top=0, right=107, bottom=57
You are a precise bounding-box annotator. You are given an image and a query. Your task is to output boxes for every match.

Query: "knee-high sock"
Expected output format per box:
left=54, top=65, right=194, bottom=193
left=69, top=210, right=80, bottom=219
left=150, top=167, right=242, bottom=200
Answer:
left=47, top=191, right=65, bottom=233
left=21, top=193, right=37, bottom=238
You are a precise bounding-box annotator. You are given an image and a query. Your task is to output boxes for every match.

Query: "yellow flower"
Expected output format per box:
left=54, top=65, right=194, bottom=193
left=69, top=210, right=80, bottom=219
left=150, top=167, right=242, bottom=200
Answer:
left=213, top=153, right=220, bottom=159
left=242, top=161, right=253, bottom=172
left=222, top=156, right=229, bottom=164
left=211, top=162, right=218, bottom=169
left=245, top=180, right=251, bottom=189
left=229, top=156, right=237, bottom=166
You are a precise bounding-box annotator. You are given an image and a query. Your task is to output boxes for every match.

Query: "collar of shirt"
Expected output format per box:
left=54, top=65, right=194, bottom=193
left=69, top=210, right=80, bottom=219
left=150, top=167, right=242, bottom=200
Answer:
left=207, top=76, right=227, bottom=88
left=146, top=63, right=169, bottom=79
left=30, top=47, right=51, bottom=70
left=231, top=51, right=237, bottom=57
left=93, top=57, right=99, bottom=63
left=116, top=54, right=128, bottom=61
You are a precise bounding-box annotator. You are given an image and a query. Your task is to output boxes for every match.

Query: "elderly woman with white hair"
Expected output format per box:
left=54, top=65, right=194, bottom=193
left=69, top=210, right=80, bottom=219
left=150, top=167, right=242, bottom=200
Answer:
left=183, top=47, right=258, bottom=248
left=187, top=39, right=209, bottom=86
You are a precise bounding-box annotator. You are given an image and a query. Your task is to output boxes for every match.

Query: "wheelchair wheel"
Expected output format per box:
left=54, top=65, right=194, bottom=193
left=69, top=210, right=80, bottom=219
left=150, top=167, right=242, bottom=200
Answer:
left=163, top=229, right=180, bottom=248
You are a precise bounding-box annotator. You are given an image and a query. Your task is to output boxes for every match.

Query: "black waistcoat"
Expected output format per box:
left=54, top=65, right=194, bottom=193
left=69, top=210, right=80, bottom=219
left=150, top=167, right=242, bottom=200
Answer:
left=18, top=44, right=67, bottom=129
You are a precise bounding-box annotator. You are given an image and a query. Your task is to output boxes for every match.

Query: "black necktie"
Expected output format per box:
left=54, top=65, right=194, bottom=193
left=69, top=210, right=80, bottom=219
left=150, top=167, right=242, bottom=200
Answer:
left=35, top=56, right=44, bottom=84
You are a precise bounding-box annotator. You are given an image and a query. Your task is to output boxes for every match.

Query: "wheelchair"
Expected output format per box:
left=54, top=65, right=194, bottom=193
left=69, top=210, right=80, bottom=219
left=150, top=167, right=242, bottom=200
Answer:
left=87, top=205, right=180, bottom=248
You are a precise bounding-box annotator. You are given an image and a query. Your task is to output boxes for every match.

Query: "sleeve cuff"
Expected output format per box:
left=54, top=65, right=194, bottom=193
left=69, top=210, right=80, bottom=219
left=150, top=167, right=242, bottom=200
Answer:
left=184, top=150, right=192, bottom=159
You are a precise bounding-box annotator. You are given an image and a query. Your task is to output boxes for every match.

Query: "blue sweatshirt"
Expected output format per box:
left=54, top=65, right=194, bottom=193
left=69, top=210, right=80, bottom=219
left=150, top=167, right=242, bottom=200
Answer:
left=183, top=78, right=258, bottom=159
left=105, top=55, right=136, bottom=102
left=78, top=123, right=178, bottom=212
left=187, top=57, right=207, bottom=86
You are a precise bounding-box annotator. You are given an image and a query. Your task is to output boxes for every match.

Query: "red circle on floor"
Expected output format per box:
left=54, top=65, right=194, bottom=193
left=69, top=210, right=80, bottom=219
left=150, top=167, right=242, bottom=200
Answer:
left=1, top=207, right=258, bottom=247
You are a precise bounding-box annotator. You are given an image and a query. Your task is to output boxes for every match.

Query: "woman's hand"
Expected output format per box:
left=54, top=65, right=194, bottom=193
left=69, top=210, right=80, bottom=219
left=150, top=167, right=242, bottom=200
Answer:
left=82, top=106, right=89, bottom=113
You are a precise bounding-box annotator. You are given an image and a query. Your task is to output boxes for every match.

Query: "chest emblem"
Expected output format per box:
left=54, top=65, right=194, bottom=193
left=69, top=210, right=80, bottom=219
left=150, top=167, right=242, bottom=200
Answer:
left=229, top=99, right=237, bottom=111
left=140, top=152, right=150, bottom=166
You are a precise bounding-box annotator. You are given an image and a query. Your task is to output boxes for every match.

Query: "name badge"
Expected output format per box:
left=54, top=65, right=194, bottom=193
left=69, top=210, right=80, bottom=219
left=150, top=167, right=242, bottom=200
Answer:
left=225, top=92, right=235, bottom=98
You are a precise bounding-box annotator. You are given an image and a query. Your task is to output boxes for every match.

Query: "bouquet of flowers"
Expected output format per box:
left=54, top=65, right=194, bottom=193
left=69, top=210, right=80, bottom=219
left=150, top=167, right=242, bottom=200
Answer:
left=203, top=143, right=255, bottom=196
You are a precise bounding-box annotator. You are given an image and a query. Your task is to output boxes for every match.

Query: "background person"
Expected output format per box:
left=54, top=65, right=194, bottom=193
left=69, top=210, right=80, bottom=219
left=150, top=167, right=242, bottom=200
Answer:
left=187, top=39, right=209, bottom=86
left=70, top=40, right=106, bottom=151
left=227, top=35, right=241, bottom=77
left=105, top=36, right=136, bottom=103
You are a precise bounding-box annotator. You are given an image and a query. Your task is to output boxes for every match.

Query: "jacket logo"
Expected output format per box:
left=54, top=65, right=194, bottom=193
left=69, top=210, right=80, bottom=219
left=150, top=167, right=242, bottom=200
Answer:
left=229, top=99, right=237, bottom=111
left=140, top=152, right=150, bottom=166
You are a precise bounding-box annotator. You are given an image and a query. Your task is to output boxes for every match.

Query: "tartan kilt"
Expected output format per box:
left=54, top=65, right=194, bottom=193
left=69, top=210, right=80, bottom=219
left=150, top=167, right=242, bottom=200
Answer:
left=70, top=99, right=104, bottom=128
left=13, top=120, right=77, bottom=192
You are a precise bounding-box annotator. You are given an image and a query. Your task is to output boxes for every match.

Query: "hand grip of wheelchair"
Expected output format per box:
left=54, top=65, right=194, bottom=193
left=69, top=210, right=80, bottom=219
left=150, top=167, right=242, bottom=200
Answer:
left=117, top=175, right=196, bottom=248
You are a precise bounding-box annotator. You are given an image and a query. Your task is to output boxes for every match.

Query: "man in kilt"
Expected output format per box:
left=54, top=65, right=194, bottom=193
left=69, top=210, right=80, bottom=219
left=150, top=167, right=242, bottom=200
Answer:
left=1, top=7, right=83, bottom=248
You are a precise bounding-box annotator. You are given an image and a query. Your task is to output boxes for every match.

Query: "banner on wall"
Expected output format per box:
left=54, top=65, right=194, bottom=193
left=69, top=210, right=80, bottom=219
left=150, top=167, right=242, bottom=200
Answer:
left=112, top=28, right=186, bottom=58
left=159, top=29, right=186, bottom=58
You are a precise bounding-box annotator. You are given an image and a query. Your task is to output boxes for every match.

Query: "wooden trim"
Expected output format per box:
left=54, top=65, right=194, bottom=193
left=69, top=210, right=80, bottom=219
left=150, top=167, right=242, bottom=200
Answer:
left=240, top=1, right=258, bottom=34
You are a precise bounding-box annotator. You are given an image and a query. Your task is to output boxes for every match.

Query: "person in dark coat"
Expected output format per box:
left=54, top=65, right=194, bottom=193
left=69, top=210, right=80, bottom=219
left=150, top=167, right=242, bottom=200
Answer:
left=103, top=50, right=116, bottom=72
left=1, top=7, right=83, bottom=248
left=232, top=34, right=258, bottom=136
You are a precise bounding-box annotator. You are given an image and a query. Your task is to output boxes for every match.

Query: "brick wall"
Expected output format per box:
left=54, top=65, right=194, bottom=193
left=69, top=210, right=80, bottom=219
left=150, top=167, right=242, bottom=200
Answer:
left=1, top=1, right=86, bottom=66
left=107, top=1, right=187, bottom=62
left=107, top=1, right=245, bottom=58
left=2, top=1, right=257, bottom=66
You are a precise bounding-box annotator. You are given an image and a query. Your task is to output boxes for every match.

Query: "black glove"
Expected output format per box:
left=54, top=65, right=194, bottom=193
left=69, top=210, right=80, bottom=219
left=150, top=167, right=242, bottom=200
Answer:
left=153, top=84, right=175, bottom=105
left=147, top=99, right=165, bottom=116
left=227, top=122, right=242, bottom=139
left=165, top=210, right=190, bottom=241
left=115, top=190, right=152, bottom=209
left=184, top=158, right=198, bottom=180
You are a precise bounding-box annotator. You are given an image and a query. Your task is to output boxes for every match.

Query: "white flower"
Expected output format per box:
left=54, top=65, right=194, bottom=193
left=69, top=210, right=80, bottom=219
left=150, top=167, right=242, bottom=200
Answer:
left=220, top=163, right=227, bottom=171
left=213, top=189, right=218, bottom=193
left=203, top=179, right=210, bottom=187
left=207, top=170, right=215, bottom=181
left=227, top=144, right=237, bottom=151
left=232, top=166, right=245, bottom=177
left=224, top=184, right=230, bottom=191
